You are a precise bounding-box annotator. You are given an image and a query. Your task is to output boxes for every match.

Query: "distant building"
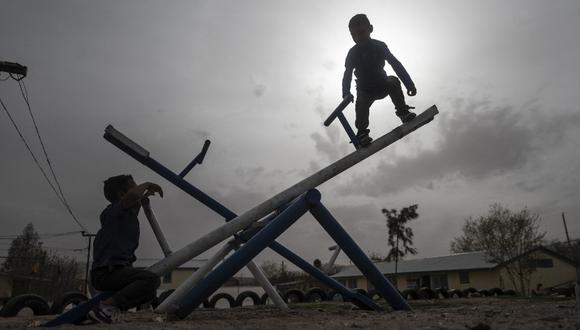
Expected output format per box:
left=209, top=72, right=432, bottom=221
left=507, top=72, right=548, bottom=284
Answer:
left=331, top=247, right=578, bottom=293
left=133, top=258, right=264, bottom=298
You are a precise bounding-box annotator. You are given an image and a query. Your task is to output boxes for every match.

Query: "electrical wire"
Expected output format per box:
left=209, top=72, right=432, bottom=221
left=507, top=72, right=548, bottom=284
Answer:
left=0, top=230, right=83, bottom=240
left=0, top=96, right=66, bottom=209
left=16, top=79, right=87, bottom=232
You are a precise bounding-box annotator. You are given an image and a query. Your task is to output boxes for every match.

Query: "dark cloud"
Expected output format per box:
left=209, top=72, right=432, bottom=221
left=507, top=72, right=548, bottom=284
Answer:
left=338, top=98, right=580, bottom=196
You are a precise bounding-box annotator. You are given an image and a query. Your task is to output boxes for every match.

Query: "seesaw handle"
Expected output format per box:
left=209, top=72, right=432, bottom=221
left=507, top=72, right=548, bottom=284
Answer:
left=324, top=94, right=354, bottom=127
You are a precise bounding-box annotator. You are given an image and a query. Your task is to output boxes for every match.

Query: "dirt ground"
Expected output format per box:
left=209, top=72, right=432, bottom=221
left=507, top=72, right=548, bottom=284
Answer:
left=1, top=297, right=579, bottom=329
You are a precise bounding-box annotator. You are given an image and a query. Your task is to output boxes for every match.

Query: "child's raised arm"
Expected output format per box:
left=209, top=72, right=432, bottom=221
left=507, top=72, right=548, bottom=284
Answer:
left=121, top=182, right=163, bottom=209
left=385, top=48, right=416, bottom=96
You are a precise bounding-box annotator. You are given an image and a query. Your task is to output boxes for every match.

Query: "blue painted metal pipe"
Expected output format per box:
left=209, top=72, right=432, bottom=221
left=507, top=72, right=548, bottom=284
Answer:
left=174, top=190, right=319, bottom=319
left=179, top=140, right=211, bottom=178
left=309, top=201, right=412, bottom=311
left=44, top=292, right=113, bottom=327
left=337, top=112, right=361, bottom=149
left=104, top=132, right=237, bottom=221
left=324, top=94, right=354, bottom=126
left=268, top=241, right=381, bottom=311
left=105, top=127, right=367, bottom=308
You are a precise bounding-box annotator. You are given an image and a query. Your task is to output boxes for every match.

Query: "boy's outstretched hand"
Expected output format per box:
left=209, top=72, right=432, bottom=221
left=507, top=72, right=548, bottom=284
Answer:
left=407, top=88, right=417, bottom=96
left=144, top=182, right=163, bottom=198
left=343, top=92, right=354, bottom=103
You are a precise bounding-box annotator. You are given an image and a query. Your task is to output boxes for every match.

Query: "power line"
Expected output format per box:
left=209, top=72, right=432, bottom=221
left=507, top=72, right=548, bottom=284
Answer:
left=0, top=96, right=64, bottom=203
left=17, top=80, right=86, bottom=232
left=0, top=230, right=83, bottom=240
left=0, top=79, right=87, bottom=232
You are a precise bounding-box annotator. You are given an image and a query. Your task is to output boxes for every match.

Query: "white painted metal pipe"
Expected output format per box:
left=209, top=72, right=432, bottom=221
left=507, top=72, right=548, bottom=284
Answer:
left=147, top=106, right=438, bottom=276
left=155, top=238, right=287, bottom=312
left=156, top=241, right=236, bottom=313
left=142, top=198, right=172, bottom=257
left=246, top=259, right=288, bottom=309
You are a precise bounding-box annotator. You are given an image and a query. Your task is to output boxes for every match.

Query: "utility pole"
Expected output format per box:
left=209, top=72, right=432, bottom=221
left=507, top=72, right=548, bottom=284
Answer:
left=561, top=213, right=580, bottom=302
left=81, top=231, right=96, bottom=296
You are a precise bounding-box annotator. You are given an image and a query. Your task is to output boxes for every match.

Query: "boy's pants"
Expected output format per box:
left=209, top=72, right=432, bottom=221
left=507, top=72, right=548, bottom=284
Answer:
left=91, top=265, right=160, bottom=310
left=355, top=75, right=406, bottom=135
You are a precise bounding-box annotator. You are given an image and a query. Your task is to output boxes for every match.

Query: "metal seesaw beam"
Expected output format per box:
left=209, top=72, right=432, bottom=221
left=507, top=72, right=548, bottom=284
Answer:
left=103, top=105, right=438, bottom=277
left=134, top=105, right=438, bottom=276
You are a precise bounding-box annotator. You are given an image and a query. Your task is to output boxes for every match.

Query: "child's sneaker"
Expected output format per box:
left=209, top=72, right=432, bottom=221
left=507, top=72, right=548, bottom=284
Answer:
left=356, top=131, right=373, bottom=147
left=396, top=106, right=416, bottom=124
left=87, top=302, right=121, bottom=324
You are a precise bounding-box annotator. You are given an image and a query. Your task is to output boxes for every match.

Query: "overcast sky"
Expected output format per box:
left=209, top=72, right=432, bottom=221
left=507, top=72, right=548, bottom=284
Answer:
left=1, top=0, right=579, bottom=270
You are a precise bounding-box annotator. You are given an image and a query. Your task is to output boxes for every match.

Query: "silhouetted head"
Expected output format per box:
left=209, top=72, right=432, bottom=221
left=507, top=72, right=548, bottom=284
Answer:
left=103, top=174, right=136, bottom=203
left=349, top=14, right=373, bottom=44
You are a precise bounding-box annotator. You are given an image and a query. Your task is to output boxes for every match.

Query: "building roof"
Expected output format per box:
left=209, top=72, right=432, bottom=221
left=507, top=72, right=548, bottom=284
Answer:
left=332, top=251, right=496, bottom=278
left=133, top=258, right=208, bottom=269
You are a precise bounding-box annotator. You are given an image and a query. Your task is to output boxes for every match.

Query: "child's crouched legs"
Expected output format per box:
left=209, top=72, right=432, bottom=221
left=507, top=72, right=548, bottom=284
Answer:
left=385, top=76, right=406, bottom=110
left=110, top=268, right=161, bottom=310
left=355, top=88, right=374, bottom=135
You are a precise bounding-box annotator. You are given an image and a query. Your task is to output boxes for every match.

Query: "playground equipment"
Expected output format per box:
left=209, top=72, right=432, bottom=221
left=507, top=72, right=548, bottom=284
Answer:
left=44, top=100, right=438, bottom=326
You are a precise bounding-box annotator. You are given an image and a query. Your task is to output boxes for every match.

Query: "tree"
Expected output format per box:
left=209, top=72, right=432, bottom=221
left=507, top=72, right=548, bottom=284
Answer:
left=1, top=223, right=48, bottom=274
left=1, top=223, right=83, bottom=299
left=450, top=203, right=546, bottom=295
left=382, top=204, right=419, bottom=274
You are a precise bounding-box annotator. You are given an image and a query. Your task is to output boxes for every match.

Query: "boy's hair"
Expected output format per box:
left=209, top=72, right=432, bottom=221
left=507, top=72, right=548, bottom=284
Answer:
left=349, top=14, right=371, bottom=28
left=103, top=175, right=134, bottom=203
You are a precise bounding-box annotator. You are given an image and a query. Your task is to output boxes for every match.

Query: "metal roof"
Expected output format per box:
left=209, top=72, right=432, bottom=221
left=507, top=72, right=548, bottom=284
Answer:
left=332, top=251, right=496, bottom=278
left=133, top=258, right=208, bottom=269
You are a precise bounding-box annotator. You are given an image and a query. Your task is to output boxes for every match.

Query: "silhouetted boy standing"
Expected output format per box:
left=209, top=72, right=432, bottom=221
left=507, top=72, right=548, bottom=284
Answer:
left=342, top=14, right=417, bottom=146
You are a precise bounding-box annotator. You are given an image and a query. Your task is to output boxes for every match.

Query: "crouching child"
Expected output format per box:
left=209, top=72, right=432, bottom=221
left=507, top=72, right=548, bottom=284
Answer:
left=88, top=175, right=163, bottom=323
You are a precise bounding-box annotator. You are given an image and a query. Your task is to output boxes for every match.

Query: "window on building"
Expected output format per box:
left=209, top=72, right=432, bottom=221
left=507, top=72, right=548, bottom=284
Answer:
left=406, top=278, right=420, bottom=289
left=459, top=271, right=469, bottom=284
left=346, top=279, right=357, bottom=289
left=529, top=258, right=554, bottom=268
left=163, top=271, right=172, bottom=284
left=431, top=274, right=449, bottom=289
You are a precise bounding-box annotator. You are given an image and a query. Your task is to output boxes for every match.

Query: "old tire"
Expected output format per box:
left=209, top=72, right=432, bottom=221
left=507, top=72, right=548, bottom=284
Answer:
left=503, top=289, right=517, bottom=296
left=328, top=290, right=346, bottom=302
left=462, top=287, right=478, bottom=298
left=435, top=288, right=449, bottom=299
left=208, top=293, right=236, bottom=309
left=448, top=289, right=463, bottom=298
left=489, top=288, right=503, bottom=296
left=401, top=289, right=418, bottom=300
left=418, top=287, right=435, bottom=299
left=304, top=288, right=328, bottom=302
left=284, top=289, right=305, bottom=303
left=0, top=294, right=50, bottom=317
left=366, top=289, right=383, bottom=301
left=260, top=291, right=284, bottom=305
left=478, top=289, right=490, bottom=297
left=49, top=291, right=88, bottom=315
left=352, top=288, right=368, bottom=297
left=235, top=291, right=261, bottom=307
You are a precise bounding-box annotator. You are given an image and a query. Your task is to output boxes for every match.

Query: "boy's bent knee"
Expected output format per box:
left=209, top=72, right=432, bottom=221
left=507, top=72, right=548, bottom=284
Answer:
left=386, top=76, right=401, bottom=87
left=142, top=270, right=161, bottom=288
